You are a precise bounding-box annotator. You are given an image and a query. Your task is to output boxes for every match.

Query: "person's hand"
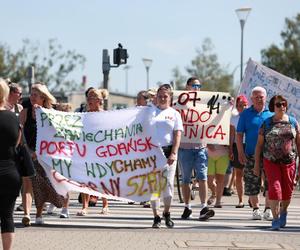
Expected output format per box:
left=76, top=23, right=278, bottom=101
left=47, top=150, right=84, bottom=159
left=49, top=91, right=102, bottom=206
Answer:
left=253, top=164, right=260, bottom=177
left=229, top=147, right=234, bottom=161
left=238, top=151, right=247, bottom=165
left=167, top=153, right=177, bottom=166
left=31, top=152, right=37, bottom=161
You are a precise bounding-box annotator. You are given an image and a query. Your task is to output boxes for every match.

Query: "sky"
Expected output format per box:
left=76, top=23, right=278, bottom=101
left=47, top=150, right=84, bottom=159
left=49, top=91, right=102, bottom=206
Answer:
left=1, top=0, right=300, bottom=96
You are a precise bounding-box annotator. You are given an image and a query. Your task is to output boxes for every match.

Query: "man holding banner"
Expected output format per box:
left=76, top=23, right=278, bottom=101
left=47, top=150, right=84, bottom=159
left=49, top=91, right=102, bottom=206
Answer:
left=177, top=77, right=215, bottom=221
left=236, top=86, right=273, bottom=220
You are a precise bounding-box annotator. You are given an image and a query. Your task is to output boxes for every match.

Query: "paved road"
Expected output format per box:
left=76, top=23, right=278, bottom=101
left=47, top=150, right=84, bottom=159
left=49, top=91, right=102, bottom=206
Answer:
left=12, top=191, right=300, bottom=250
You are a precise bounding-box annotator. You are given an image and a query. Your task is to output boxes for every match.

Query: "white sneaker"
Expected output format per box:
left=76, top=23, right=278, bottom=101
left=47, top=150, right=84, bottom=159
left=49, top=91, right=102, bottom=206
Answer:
left=263, top=208, right=273, bottom=221
left=35, top=217, right=44, bottom=225
left=47, top=204, right=57, bottom=215
left=60, top=208, right=69, bottom=218
left=252, top=209, right=262, bottom=220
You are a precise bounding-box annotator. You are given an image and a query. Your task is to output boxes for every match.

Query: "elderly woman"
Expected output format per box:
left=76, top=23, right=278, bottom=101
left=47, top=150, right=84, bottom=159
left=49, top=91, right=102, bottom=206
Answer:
left=0, top=79, right=21, bottom=250
left=5, top=82, right=23, bottom=115
left=254, top=95, right=300, bottom=230
left=77, top=88, right=110, bottom=216
left=150, top=84, right=183, bottom=228
left=19, top=83, right=64, bottom=226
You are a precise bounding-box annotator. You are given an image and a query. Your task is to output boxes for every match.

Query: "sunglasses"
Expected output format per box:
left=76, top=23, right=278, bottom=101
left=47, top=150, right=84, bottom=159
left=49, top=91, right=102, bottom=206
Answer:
left=191, top=84, right=202, bottom=89
left=275, top=101, right=287, bottom=108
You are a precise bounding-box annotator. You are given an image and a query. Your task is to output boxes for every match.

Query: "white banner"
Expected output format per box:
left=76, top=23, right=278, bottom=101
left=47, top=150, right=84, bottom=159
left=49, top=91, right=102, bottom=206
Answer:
left=36, top=107, right=167, bottom=202
left=238, top=58, right=300, bottom=121
left=173, top=90, right=232, bottom=145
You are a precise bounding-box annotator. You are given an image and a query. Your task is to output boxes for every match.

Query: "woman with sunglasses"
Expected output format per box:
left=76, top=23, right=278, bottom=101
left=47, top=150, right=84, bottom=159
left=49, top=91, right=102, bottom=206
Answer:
left=254, top=95, right=300, bottom=230
left=150, top=84, right=183, bottom=228
left=5, top=82, right=23, bottom=116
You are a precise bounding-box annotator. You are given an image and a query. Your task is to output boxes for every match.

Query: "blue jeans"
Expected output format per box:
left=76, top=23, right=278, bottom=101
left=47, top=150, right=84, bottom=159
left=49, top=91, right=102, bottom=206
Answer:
left=178, top=148, right=208, bottom=184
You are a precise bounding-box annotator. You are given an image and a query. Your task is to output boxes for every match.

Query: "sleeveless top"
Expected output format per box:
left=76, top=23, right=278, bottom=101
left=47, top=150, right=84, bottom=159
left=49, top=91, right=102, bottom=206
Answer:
left=24, top=106, right=37, bottom=151
left=260, top=115, right=298, bottom=164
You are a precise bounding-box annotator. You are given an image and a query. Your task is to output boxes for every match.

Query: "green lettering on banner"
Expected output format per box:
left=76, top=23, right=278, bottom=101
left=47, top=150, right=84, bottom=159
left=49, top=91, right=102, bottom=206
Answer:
left=51, top=158, right=72, bottom=178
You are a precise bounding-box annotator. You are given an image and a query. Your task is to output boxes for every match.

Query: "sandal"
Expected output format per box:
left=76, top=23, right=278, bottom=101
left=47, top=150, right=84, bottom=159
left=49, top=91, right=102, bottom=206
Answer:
left=207, top=196, right=216, bottom=205
left=214, top=204, right=222, bottom=208
left=235, top=203, right=245, bottom=208
left=100, top=207, right=109, bottom=215
left=76, top=210, right=87, bottom=216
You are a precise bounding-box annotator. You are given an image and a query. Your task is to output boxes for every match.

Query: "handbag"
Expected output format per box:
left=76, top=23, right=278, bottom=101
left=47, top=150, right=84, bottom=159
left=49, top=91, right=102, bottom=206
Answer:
left=15, top=132, right=36, bottom=177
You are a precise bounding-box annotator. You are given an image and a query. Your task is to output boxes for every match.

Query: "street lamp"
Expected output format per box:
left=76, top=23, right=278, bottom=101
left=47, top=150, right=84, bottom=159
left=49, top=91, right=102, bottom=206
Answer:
left=235, top=7, right=251, bottom=83
left=142, top=58, right=153, bottom=89
left=123, top=65, right=131, bottom=94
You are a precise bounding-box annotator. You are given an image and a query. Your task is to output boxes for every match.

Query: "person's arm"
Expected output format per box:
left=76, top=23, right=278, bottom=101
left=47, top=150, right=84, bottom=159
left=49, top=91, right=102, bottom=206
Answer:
left=19, top=108, right=27, bottom=126
left=229, top=124, right=235, bottom=161
left=295, top=123, right=300, bottom=180
left=253, top=133, right=264, bottom=177
left=236, top=132, right=247, bottom=165
left=168, top=130, right=182, bottom=166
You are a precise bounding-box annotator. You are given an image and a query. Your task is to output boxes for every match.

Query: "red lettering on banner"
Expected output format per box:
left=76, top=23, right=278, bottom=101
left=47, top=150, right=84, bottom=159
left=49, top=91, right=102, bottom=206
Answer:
left=214, top=125, right=226, bottom=140
left=52, top=171, right=100, bottom=194
left=39, top=140, right=86, bottom=157
left=100, top=177, right=120, bottom=196
left=206, top=125, right=215, bottom=138
left=182, top=124, right=226, bottom=141
left=95, top=137, right=157, bottom=158
left=178, top=109, right=211, bottom=123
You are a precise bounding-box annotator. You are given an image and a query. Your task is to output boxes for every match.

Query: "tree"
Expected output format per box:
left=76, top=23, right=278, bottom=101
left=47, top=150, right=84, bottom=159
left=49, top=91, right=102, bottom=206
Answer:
left=261, top=14, right=300, bottom=80
left=171, top=38, right=234, bottom=94
left=0, top=39, right=86, bottom=92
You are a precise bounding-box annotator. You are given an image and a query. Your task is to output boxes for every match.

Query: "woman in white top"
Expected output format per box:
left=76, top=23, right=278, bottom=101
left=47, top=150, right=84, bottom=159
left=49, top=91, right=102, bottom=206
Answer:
left=150, top=84, right=183, bottom=228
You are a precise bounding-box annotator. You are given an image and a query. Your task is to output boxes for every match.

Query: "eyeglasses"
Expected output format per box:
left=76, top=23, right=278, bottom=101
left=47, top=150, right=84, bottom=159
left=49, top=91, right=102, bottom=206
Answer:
left=191, top=84, right=202, bottom=89
left=275, top=101, right=287, bottom=108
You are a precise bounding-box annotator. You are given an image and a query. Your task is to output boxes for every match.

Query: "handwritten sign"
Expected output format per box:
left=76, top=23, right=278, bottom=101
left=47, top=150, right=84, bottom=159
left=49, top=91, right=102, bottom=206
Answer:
left=238, top=58, right=300, bottom=121
left=36, top=107, right=167, bottom=202
left=172, top=90, right=232, bottom=145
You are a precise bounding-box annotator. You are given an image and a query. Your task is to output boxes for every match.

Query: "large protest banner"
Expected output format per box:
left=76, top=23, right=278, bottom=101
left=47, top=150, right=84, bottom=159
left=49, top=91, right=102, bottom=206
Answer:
left=172, top=90, right=232, bottom=145
left=238, top=58, right=300, bottom=121
left=36, top=107, right=167, bottom=202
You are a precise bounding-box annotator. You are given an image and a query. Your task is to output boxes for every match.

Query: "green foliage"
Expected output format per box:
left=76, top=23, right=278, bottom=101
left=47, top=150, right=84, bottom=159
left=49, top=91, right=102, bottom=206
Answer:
left=0, top=39, right=86, bottom=92
left=261, top=14, right=300, bottom=80
left=171, top=38, right=234, bottom=94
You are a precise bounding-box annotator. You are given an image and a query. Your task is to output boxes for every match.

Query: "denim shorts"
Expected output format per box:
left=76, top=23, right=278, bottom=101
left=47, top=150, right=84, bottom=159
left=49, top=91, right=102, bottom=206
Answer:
left=178, top=148, right=208, bottom=183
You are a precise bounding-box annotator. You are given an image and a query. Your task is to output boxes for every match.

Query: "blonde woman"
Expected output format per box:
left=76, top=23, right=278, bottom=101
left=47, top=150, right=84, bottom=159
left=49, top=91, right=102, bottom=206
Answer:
left=19, top=83, right=64, bottom=226
left=0, top=79, right=22, bottom=250
left=77, top=88, right=110, bottom=216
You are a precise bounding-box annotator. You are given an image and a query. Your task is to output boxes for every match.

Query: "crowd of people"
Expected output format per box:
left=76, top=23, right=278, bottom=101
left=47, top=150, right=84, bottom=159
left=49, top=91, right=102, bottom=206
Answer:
left=0, top=76, right=300, bottom=250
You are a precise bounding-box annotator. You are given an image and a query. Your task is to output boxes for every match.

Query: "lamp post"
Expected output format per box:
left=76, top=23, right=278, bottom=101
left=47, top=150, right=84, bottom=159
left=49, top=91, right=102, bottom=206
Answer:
left=123, top=65, right=131, bottom=94
left=235, top=7, right=251, bottom=83
left=142, top=58, right=153, bottom=89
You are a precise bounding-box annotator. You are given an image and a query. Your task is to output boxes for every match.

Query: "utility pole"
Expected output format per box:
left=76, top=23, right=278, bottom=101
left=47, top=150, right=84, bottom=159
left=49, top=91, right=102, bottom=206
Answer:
left=27, top=66, right=35, bottom=93
left=102, top=44, right=128, bottom=110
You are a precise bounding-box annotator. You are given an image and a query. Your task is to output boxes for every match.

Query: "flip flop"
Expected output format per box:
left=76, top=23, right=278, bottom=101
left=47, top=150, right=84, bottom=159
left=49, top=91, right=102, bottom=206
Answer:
left=207, top=196, right=216, bottom=205
left=76, top=210, right=87, bottom=216
left=235, top=203, right=245, bottom=208
left=214, top=204, right=222, bottom=208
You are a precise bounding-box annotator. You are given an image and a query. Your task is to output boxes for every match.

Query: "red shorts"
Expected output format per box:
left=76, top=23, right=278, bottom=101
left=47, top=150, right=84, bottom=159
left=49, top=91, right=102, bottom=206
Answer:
left=263, top=158, right=296, bottom=201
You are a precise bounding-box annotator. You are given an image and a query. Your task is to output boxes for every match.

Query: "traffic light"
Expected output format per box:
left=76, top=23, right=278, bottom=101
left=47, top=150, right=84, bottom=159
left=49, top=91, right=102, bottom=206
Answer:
left=113, top=43, right=128, bottom=65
